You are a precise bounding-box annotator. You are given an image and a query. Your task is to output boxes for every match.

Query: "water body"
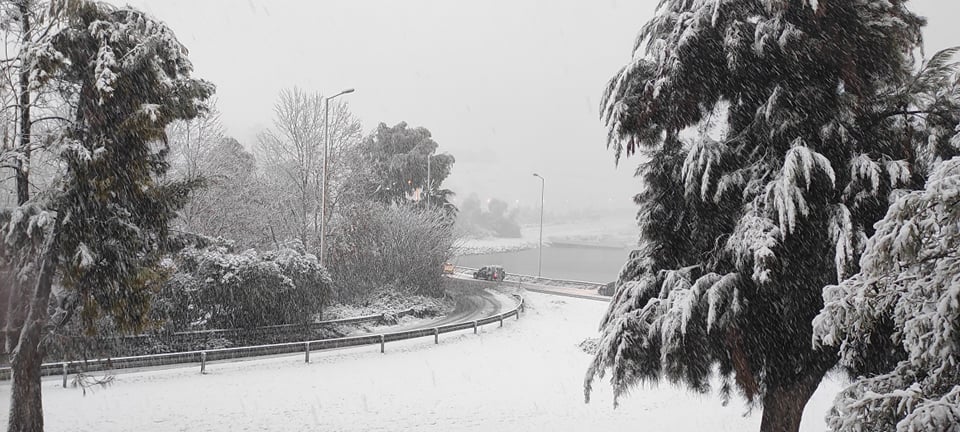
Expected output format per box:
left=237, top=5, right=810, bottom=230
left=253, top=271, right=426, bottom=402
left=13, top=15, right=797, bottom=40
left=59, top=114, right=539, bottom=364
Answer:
left=454, top=245, right=633, bottom=284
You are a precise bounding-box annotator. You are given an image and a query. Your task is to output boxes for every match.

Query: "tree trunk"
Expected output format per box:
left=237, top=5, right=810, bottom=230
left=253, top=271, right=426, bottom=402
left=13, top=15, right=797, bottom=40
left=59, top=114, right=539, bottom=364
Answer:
left=0, top=270, right=13, bottom=362
left=15, top=0, right=32, bottom=206
left=3, top=276, right=27, bottom=358
left=4, top=0, right=33, bottom=370
left=758, top=367, right=827, bottom=432
left=7, top=223, right=59, bottom=432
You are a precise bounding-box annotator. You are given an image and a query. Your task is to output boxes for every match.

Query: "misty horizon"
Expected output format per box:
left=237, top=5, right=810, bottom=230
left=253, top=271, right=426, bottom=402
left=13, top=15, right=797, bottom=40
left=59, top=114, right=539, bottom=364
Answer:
left=102, top=0, right=958, bottom=218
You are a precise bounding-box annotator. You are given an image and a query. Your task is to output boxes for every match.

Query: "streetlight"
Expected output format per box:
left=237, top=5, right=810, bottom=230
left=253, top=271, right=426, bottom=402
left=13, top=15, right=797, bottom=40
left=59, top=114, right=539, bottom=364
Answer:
left=425, top=149, right=433, bottom=208
left=533, top=173, right=544, bottom=279
left=320, top=88, right=354, bottom=267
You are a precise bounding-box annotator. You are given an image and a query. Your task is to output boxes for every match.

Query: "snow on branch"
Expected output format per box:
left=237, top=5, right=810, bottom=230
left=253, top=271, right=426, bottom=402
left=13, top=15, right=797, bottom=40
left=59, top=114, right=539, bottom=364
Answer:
left=682, top=137, right=728, bottom=202
left=587, top=264, right=744, bottom=406
left=764, top=142, right=835, bottom=236
left=813, top=157, right=960, bottom=431
left=725, top=209, right=781, bottom=285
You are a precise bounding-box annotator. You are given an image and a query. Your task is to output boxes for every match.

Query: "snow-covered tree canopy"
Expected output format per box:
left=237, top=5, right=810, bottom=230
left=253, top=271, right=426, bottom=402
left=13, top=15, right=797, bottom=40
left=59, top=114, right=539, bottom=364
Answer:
left=0, top=0, right=214, bottom=331
left=48, top=0, right=214, bottom=330
left=813, top=156, right=960, bottom=431
left=586, top=0, right=959, bottom=430
left=1, top=2, right=213, bottom=430
left=359, top=121, right=456, bottom=208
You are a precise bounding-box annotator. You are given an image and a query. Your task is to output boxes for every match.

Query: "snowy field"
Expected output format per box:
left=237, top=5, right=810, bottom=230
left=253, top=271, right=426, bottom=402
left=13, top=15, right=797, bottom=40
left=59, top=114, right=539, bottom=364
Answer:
left=0, top=290, right=842, bottom=431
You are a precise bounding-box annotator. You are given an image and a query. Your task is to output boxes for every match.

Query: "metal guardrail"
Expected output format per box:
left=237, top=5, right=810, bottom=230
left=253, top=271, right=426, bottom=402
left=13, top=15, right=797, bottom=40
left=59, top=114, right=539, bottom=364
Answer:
left=0, top=294, right=524, bottom=384
left=453, top=266, right=607, bottom=289
left=112, top=308, right=417, bottom=343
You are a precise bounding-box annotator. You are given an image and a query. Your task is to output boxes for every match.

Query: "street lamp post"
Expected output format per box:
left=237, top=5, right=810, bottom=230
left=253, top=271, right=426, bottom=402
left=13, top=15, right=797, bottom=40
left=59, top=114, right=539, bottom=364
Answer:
left=426, top=150, right=432, bottom=208
left=320, top=88, right=354, bottom=267
left=533, top=173, right=544, bottom=279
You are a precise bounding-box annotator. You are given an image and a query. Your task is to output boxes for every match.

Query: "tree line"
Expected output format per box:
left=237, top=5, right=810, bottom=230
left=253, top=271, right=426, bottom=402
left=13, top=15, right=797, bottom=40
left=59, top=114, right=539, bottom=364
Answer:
left=0, top=1, right=459, bottom=431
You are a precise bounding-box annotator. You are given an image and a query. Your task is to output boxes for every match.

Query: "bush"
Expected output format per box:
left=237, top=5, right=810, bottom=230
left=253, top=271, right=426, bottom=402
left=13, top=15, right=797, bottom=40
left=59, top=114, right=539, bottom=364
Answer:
left=327, top=202, right=456, bottom=302
left=156, top=242, right=331, bottom=330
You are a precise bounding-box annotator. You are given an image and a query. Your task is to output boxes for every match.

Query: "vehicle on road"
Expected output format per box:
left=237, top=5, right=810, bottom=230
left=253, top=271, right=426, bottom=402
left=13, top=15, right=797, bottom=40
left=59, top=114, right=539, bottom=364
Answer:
left=473, top=265, right=506, bottom=282
left=443, top=262, right=455, bottom=274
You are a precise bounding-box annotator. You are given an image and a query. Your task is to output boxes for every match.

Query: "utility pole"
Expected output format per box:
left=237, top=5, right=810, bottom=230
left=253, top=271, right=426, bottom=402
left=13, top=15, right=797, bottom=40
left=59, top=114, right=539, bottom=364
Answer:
left=533, top=173, right=545, bottom=279
left=426, top=150, right=432, bottom=208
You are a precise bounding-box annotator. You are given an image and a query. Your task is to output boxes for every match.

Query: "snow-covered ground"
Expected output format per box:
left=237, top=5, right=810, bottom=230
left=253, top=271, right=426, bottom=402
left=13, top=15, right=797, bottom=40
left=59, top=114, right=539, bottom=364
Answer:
left=0, top=290, right=842, bottom=431
left=456, top=217, right=637, bottom=255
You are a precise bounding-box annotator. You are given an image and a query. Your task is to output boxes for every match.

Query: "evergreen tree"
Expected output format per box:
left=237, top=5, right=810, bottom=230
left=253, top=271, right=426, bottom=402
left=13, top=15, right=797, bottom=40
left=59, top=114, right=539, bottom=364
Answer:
left=812, top=155, right=960, bottom=430
left=359, top=121, right=455, bottom=208
left=0, top=1, right=212, bottom=430
left=584, top=2, right=959, bottom=431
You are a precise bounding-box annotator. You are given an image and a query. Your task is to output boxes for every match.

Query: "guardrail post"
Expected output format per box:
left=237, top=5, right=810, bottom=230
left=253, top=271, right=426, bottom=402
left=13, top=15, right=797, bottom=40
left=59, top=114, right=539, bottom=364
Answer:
left=380, top=335, right=385, bottom=353
left=434, top=328, right=439, bottom=344
left=200, top=351, right=207, bottom=374
left=520, top=301, right=525, bottom=313
left=62, top=363, right=68, bottom=388
left=304, top=342, right=310, bottom=363
left=515, top=310, right=519, bottom=320
left=499, top=315, right=503, bottom=327
left=473, top=321, right=478, bottom=334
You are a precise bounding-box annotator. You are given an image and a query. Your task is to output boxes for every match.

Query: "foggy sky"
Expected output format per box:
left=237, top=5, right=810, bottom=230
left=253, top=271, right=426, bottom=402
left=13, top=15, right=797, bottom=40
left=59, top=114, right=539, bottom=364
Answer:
left=110, top=0, right=959, bottom=217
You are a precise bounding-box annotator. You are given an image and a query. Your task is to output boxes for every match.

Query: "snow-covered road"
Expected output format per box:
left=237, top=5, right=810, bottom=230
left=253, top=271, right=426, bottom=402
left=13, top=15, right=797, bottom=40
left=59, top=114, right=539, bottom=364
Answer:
left=0, top=289, right=842, bottom=431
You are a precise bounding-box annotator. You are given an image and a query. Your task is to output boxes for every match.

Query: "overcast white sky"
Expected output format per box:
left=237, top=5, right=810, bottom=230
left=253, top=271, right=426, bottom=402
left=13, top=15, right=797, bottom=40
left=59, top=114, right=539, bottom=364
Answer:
left=109, top=0, right=959, bottom=216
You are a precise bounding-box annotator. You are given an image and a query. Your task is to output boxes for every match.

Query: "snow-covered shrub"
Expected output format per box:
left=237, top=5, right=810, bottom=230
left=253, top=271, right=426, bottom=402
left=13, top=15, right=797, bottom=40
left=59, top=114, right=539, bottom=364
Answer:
left=813, top=157, right=960, bottom=431
left=158, top=244, right=331, bottom=330
left=327, top=202, right=455, bottom=302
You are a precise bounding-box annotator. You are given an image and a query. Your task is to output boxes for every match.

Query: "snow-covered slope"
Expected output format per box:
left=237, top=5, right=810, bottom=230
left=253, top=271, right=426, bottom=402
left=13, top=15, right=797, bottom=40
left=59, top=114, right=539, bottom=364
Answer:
left=0, top=290, right=841, bottom=431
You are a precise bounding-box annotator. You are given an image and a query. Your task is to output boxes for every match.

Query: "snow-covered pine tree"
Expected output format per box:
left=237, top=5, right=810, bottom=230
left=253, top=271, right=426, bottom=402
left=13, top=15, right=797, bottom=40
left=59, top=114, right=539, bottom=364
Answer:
left=585, top=1, right=959, bottom=431
left=812, top=155, right=960, bottom=430
left=1, top=1, right=213, bottom=431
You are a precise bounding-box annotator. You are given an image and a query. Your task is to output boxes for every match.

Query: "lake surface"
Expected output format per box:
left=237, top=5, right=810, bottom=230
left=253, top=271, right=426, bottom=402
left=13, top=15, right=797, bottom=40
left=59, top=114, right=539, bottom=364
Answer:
left=454, top=245, right=633, bottom=283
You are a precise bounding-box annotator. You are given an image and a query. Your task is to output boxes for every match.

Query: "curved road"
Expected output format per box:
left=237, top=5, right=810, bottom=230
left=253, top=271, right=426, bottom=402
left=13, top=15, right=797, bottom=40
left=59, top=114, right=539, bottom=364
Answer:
left=420, top=288, right=503, bottom=327
left=373, top=285, right=507, bottom=334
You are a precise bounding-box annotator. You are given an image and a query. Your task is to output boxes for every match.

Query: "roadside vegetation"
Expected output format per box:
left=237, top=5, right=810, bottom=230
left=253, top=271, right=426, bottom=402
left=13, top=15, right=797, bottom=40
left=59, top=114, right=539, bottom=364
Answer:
left=0, top=2, right=459, bottom=429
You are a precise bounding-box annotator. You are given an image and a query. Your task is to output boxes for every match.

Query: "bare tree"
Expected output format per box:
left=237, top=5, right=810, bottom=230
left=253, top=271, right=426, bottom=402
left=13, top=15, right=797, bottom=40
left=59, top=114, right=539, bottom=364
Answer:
left=166, top=104, right=225, bottom=233
left=166, top=102, right=225, bottom=180
left=0, top=0, right=74, bottom=361
left=164, top=105, right=276, bottom=249
left=0, top=0, right=73, bottom=206
left=256, top=87, right=361, bottom=252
